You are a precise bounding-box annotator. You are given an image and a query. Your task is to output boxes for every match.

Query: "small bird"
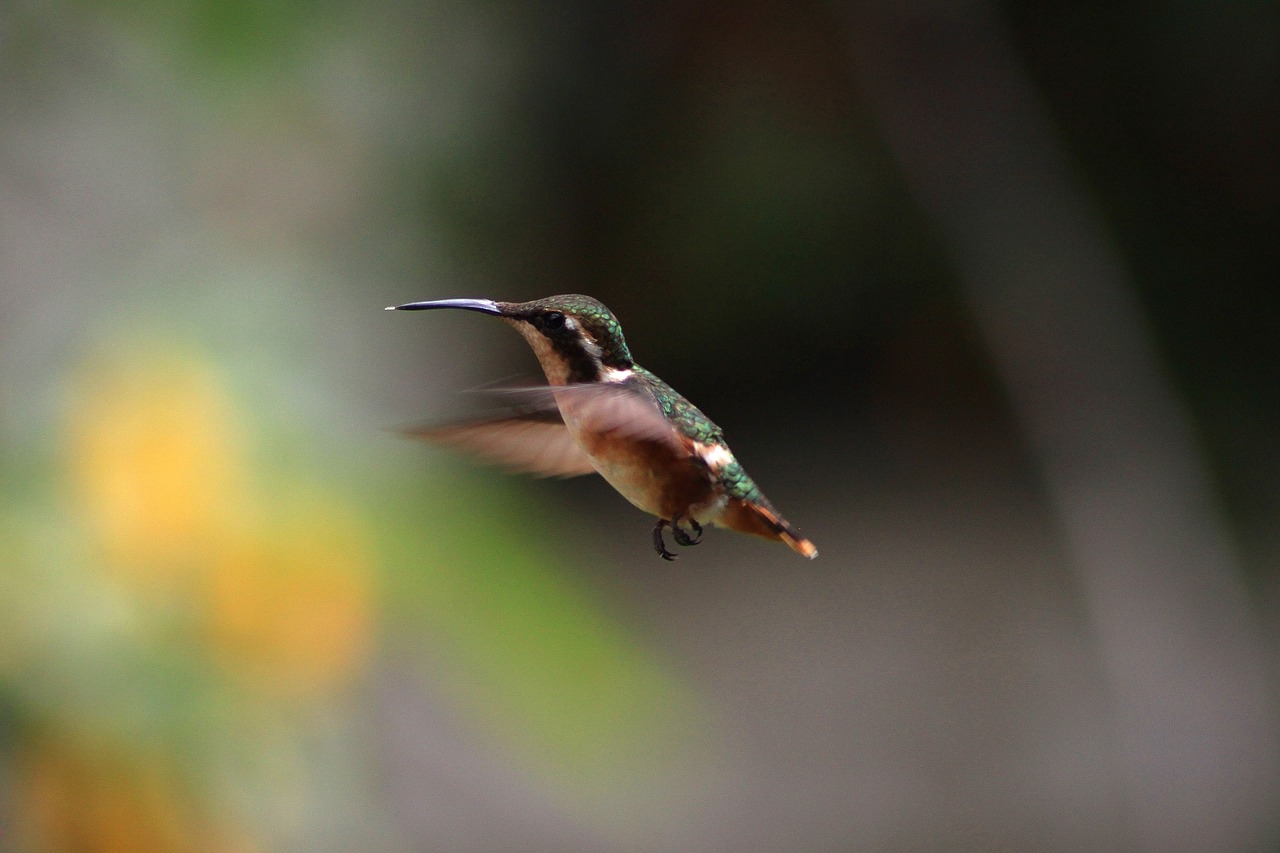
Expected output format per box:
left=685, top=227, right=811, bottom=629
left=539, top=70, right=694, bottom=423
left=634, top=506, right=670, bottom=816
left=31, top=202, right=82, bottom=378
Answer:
left=388, top=294, right=816, bottom=560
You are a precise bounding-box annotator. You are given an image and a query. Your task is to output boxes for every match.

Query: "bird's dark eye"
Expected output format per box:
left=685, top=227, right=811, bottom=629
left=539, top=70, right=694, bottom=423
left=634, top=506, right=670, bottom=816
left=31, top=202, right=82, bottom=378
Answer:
left=542, top=312, right=566, bottom=331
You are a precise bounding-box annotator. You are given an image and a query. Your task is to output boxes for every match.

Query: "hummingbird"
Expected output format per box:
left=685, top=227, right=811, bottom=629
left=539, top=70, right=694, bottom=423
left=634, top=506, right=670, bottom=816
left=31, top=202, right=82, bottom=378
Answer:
left=388, top=294, right=817, bottom=561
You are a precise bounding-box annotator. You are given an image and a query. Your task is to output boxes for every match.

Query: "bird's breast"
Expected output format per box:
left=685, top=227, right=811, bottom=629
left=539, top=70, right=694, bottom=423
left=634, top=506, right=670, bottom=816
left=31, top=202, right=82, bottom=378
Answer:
left=560, top=405, right=718, bottom=522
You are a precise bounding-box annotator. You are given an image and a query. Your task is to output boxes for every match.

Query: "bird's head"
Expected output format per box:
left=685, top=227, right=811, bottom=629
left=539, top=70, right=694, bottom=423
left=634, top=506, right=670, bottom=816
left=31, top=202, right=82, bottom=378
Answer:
left=389, top=294, right=634, bottom=385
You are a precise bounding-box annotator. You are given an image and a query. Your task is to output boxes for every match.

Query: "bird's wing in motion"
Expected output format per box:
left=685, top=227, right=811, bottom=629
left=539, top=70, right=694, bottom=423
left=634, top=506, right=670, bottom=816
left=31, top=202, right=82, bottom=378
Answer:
left=403, top=382, right=688, bottom=478
left=472, top=382, right=690, bottom=449
left=403, top=407, right=598, bottom=478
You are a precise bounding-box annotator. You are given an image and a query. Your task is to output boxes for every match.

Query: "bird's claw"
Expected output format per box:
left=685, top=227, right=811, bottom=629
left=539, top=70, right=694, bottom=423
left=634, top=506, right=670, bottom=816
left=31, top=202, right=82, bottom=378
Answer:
left=671, top=515, right=702, bottom=547
left=653, top=515, right=702, bottom=560
left=652, top=519, right=678, bottom=560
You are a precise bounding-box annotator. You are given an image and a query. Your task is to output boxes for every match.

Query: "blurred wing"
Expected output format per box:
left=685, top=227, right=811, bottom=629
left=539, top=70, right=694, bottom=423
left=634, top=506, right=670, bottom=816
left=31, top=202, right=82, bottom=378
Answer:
left=402, top=408, right=599, bottom=478
left=474, top=382, right=690, bottom=454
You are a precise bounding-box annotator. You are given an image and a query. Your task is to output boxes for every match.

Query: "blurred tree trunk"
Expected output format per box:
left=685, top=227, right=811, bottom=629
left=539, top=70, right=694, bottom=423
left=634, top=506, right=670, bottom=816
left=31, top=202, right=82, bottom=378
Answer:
left=842, top=3, right=1278, bottom=850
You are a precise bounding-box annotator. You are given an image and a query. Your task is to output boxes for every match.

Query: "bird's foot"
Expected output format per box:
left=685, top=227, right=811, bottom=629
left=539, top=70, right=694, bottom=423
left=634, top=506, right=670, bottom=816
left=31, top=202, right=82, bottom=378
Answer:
left=652, top=519, right=678, bottom=561
left=671, top=515, right=703, bottom=547
left=653, top=515, right=703, bottom=559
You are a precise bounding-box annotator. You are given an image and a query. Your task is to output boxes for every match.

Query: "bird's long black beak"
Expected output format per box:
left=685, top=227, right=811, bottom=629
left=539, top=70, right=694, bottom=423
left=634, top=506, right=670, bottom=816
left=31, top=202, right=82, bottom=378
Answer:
left=386, top=298, right=502, bottom=315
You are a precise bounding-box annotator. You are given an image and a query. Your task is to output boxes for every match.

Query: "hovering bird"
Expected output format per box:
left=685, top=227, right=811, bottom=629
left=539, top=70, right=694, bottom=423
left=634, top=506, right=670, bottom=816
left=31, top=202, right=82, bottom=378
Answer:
left=388, top=295, right=816, bottom=560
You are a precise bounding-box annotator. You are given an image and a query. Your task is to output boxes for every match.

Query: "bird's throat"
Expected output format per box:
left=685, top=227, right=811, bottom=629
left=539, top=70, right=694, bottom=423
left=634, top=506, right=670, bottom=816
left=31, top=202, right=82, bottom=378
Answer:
left=504, top=317, right=609, bottom=385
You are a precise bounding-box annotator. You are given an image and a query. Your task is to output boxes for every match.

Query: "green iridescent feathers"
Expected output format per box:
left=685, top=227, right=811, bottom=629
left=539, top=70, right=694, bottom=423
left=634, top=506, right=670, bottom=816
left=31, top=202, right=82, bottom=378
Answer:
left=631, top=367, right=766, bottom=505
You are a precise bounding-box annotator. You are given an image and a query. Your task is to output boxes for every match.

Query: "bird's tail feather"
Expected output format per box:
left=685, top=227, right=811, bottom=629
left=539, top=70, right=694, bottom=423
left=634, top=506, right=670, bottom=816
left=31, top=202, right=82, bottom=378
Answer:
left=721, top=499, right=818, bottom=559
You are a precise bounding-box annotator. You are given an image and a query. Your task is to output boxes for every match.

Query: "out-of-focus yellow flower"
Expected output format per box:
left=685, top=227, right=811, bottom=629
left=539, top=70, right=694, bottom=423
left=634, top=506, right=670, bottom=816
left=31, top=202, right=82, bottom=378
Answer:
left=18, top=736, right=254, bottom=853
left=61, top=342, right=375, bottom=698
left=65, top=348, right=244, bottom=588
left=206, top=494, right=373, bottom=697
left=9, top=340, right=379, bottom=851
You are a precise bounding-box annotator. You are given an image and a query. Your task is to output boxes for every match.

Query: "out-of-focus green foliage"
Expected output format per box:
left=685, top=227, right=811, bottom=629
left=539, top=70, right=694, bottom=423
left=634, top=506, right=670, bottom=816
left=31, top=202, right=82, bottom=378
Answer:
left=0, top=334, right=694, bottom=849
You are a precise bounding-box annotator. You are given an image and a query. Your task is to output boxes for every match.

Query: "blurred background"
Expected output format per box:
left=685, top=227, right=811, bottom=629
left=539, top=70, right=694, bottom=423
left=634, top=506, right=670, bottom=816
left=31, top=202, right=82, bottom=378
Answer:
left=1, top=1, right=1276, bottom=851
